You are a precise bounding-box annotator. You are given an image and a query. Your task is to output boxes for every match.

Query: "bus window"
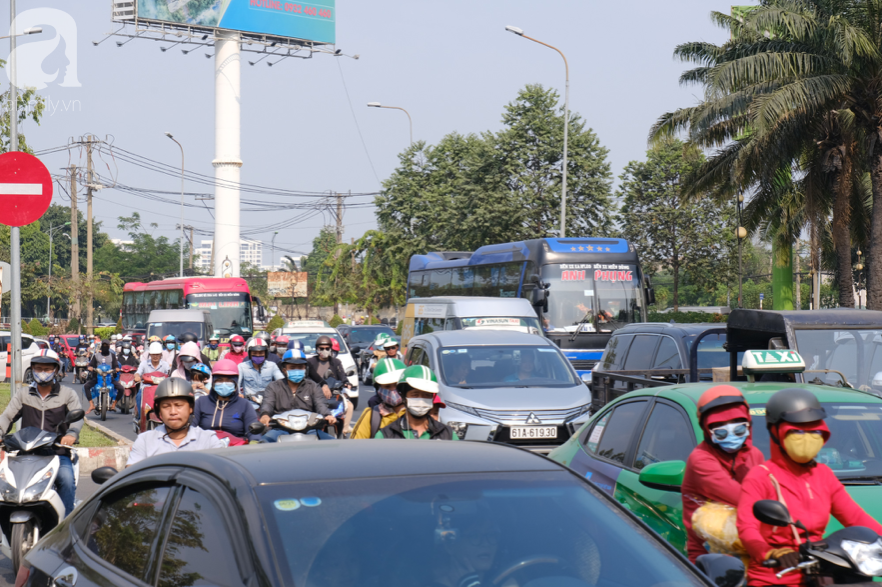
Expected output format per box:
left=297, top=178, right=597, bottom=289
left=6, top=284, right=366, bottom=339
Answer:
left=498, top=264, right=521, bottom=298
left=474, top=265, right=493, bottom=296
left=430, top=269, right=452, bottom=295
left=451, top=267, right=474, bottom=294
left=167, top=289, right=182, bottom=309
left=134, top=291, right=144, bottom=311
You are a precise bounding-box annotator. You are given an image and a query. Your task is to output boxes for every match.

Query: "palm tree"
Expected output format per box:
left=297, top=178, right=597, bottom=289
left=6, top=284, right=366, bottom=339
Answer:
left=652, top=1, right=877, bottom=307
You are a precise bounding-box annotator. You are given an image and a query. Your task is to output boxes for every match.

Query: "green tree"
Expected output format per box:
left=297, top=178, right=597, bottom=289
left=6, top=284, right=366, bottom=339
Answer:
left=94, top=213, right=182, bottom=279
left=619, top=140, right=736, bottom=310
left=0, top=60, right=45, bottom=154
left=266, top=314, right=284, bottom=332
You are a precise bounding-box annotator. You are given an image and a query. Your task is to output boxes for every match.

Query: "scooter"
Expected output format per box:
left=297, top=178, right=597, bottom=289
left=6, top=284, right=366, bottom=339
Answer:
left=324, top=377, right=350, bottom=438
left=89, top=364, right=115, bottom=422
left=753, top=499, right=882, bottom=585
left=249, top=409, right=331, bottom=442
left=136, top=371, right=166, bottom=435
left=117, top=365, right=138, bottom=415
left=74, top=350, right=89, bottom=384
left=0, top=409, right=85, bottom=573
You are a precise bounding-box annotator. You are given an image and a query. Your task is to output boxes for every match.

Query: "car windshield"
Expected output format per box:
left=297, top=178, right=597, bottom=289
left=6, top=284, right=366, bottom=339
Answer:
left=347, top=326, right=396, bottom=345
left=258, top=472, right=703, bottom=587
left=540, top=263, right=643, bottom=334
left=794, top=329, right=882, bottom=389
left=146, top=322, right=204, bottom=340
left=283, top=331, right=348, bottom=355
left=438, top=345, right=579, bottom=388
left=751, top=402, right=882, bottom=481
left=458, top=316, right=543, bottom=335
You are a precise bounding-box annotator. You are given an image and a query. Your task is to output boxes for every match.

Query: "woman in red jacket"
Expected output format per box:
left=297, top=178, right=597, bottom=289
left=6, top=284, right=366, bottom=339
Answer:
left=682, top=385, right=765, bottom=562
left=737, top=388, right=882, bottom=586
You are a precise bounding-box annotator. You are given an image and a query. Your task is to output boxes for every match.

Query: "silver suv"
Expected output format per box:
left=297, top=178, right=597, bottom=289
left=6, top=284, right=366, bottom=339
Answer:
left=405, top=330, right=592, bottom=452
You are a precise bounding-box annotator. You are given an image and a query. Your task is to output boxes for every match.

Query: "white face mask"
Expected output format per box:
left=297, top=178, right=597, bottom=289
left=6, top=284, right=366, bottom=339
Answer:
left=318, top=349, right=331, bottom=359
left=406, top=397, right=433, bottom=418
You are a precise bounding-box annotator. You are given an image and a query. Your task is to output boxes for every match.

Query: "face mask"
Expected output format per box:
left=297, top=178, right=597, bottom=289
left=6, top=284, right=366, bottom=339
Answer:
left=251, top=356, right=265, bottom=365
left=232, top=344, right=244, bottom=352
left=209, top=342, right=218, bottom=349
left=269, top=345, right=277, bottom=353
left=406, top=397, right=433, bottom=418
left=318, top=349, right=331, bottom=360
left=783, top=431, right=825, bottom=463
left=123, top=348, right=130, bottom=355
left=34, top=371, right=55, bottom=384
left=214, top=382, right=236, bottom=397
left=710, top=423, right=749, bottom=453
left=181, top=359, right=196, bottom=371
left=287, top=369, right=306, bottom=383
left=166, top=343, right=176, bottom=350
left=377, top=386, right=403, bottom=408
left=101, top=345, right=109, bottom=353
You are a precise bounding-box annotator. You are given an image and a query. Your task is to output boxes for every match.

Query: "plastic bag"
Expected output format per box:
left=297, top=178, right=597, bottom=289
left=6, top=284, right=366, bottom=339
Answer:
left=691, top=501, right=747, bottom=556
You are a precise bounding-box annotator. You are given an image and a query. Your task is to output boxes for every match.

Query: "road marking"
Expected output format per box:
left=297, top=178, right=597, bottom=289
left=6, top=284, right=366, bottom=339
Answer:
left=0, top=184, right=42, bottom=195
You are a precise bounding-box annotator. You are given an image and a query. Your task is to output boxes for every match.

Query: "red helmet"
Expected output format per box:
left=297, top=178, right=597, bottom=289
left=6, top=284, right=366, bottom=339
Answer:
left=331, top=339, right=340, bottom=352
left=212, top=358, right=239, bottom=377
left=276, top=335, right=290, bottom=344
left=230, top=335, right=245, bottom=347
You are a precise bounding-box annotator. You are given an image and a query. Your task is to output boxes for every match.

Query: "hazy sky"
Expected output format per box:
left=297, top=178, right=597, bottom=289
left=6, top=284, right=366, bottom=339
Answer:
left=2, top=0, right=739, bottom=268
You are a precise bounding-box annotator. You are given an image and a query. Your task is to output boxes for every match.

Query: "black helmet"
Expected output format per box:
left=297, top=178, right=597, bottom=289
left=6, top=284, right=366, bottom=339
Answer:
left=316, top=335, right=333, bottom=349
left=153, top=378, right=195, bottom=411
left=120, top=340, right=132, bottom=350
left=179, top=332, right=199, bottom=344
left=765, top=388, right=826, bottom=426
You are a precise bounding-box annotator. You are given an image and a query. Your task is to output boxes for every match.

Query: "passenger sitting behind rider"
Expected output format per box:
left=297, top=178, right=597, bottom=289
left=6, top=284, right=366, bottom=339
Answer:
left=375, top=366, right=459, bottom=440
left=126, top=378, right=225, bottom=467
left=193, top=359, right=261, bottom=443
left=259, top=349, right=337, bottom=442
left=351, top=358, right=406, bottom=439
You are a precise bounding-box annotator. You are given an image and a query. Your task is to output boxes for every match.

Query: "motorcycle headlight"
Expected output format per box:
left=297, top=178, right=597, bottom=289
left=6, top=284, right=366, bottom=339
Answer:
left=842, top=539, right=882, bottom=576
left=288, top=415, right=308, bottom=431
left=21, top=470, right=53, bottom=503
left=448, top=422, right=469, bottom=438
left=0, top=470, right=16, bottom=500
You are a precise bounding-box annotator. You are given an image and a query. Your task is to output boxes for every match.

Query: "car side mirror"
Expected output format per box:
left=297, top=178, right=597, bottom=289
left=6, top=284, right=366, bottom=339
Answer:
left=638, top=460, right=685, bottom=491
left=249, top=421, right=267, bottom=435
left=91, top=466, right=117, bottom=485
left=753, top=499, right=792, bottom=527
left=580, top=372, right=592, bottom=386
left=65, top=409, right=85, bottom=424
left=695, top=554, right=745, bottom=587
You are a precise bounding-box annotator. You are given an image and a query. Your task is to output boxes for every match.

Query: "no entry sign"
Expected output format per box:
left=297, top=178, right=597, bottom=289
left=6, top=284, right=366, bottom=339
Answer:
left=0, top=151, right=53, bottom=227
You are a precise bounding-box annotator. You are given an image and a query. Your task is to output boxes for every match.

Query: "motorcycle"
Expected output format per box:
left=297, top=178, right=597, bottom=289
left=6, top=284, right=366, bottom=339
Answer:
left=324, top=377, right=350, bottom=439
left=136, top=371, right=166, bottom=435
left=753, top=499, right=882, bottom=585
left=0, top=409, right=85, bottom=573
left=74, top=350, right=89, bottom=384
left=117, top=365, right=138, bottom=415
left=249, top=409, right=330, bottom=442
left=89, top=364, right=115, bottom=422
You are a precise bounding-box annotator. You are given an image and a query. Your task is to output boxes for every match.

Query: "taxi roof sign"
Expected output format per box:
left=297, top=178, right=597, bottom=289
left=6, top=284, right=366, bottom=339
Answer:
left=286, top=320, right=329, bottom=329
left=742, top=349, right=805, bottom=382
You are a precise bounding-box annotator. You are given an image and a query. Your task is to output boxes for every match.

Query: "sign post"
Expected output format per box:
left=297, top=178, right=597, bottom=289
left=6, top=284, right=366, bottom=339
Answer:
left=0, top=151, right=53, bottom=386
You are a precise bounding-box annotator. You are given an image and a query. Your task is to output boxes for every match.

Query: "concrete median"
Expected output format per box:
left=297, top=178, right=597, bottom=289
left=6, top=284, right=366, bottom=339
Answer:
left=77, top=420, right=132, bottom=474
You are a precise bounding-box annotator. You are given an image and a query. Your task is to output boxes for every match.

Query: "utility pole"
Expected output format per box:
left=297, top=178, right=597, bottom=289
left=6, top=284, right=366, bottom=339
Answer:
left=335, top=193, right=343, bottom=245
left=209, top=236, right=215, bottom=278
left=86, top=136, right=95, bottom=334
left=69, top=165, right=80, bottom=327
left=189, top=226, right=194, bottom=270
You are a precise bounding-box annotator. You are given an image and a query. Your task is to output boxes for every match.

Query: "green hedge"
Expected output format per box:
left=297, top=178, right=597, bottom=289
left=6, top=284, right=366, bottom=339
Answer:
left=647, top=311, right=729, bottom=323
left=95, top=327, right=117, bottom=340
left=266, top=315, right=285, bottom=333
left=328, top=314, right=343, bottom=328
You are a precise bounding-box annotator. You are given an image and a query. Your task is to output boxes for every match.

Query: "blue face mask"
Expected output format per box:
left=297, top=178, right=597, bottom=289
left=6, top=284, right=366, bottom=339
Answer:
left=214, top=382, right=236, bottom=397
left=209, top=343, right=218, bottom=349
left=710, top=422, right=749, bottom=453
left=287, top=369, right=306, bottom=383
left=166, top=343, right=176, bottom=350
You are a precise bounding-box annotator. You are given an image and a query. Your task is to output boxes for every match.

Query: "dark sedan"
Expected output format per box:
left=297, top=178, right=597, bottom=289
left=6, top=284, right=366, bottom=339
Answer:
left=19, top=441, right=717, bottom=587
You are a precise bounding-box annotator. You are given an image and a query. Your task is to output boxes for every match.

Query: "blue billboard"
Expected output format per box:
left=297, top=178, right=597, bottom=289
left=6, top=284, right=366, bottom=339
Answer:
left=138, top=0, right=335, bottom=44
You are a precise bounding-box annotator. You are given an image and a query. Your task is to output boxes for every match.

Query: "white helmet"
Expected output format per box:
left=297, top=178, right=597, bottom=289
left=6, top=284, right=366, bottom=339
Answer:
left=148, top=341, right=164, bottom=354
left=111, top=334, right=119, bottom=341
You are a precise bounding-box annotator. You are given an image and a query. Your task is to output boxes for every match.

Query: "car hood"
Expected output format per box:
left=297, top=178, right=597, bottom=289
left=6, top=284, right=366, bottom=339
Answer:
left=828, top=486, right=882, bottom=534
left=439, top=385, right=589, bottom=411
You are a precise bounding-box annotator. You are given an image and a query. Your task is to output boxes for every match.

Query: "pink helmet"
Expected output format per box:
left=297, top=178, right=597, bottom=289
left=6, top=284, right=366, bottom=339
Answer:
left=212, top=358, right=239, bottom=377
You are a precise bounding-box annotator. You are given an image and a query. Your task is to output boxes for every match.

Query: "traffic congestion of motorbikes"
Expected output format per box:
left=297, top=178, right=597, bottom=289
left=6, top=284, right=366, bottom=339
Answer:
left=1, top=311, right=882, bottom=587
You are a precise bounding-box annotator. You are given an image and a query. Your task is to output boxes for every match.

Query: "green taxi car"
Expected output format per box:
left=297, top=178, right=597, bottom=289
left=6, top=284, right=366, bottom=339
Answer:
left=549, top=350, right=882, bottom=555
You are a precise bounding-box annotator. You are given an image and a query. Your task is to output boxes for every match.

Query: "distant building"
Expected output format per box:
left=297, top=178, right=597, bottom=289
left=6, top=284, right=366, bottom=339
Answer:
left=193, top=238, right=263, bottom=272
left=110, top=239, right=134, bottom=252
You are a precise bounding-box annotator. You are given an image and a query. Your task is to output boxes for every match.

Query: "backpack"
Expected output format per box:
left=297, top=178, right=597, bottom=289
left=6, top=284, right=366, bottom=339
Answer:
left=370, top=407, right=383, bottom=438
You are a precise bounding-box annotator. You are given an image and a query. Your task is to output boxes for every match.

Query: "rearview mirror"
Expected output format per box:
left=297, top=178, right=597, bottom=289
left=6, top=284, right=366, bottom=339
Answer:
left=249, top=421, right=267, bottom=436
left=91, top=466, right=117, bottom=485
left=753, top=499, right=791, bottom=527
left=695, top=554, right=744, bottom=587
left=580, top=372, right=592, bottom=386
left=645, top=287, right=656, bottom=306
left=638, top=460, right=685, bottom=491
left=65, top=409, right=85, bottom=424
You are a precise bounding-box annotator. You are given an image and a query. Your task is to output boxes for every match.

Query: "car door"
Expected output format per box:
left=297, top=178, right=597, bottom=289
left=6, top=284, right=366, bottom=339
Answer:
left=566, top=398, right=651, bottom=497
left=613, top=399, right=696, bottom=553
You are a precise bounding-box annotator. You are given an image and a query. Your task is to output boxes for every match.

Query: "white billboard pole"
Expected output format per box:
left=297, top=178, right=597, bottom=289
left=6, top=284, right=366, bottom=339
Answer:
left=213, top=31, right=242, bottom=278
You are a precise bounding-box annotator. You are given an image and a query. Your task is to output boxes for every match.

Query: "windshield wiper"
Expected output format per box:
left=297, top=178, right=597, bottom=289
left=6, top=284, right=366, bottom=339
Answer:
left=569, top=311, right=594, bottom=342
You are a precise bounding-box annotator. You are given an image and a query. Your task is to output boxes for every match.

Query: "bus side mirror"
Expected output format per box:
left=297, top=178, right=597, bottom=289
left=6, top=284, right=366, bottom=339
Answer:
left=646, top=287, right=656, bottom=305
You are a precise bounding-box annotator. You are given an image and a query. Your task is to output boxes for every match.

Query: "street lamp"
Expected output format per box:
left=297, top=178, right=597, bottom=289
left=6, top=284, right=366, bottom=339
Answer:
left=505, top=25, right=570, bottom=237
left=0, top=27, right=42, bottom=40
left=271, top=231, right=278, bottom=271
left=856, top=250, right=865, bottom=309
left=367, top=102, right=413, bottom=146
left=164, top=132, right=185, bottom=278
left=47, top=222, right=71, bottom=320
left=736, top=194, right=746, bottom=308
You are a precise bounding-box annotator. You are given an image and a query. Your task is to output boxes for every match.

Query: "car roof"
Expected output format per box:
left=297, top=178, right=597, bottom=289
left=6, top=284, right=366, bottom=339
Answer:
left=347, top=325, right=393, bottom=330
left=412, top=330, right=552, bottom=346
left=128, top=440, right=562, bottom=486
left=147, top=309, right=209, bottom=319
left=626, top=381, right=882, bottom=409
left=610, top=322, right=726, bottom=337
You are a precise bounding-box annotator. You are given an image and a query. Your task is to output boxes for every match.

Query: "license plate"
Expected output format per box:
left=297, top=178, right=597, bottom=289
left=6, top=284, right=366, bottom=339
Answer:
left=510, top=426, right=558, bottom=440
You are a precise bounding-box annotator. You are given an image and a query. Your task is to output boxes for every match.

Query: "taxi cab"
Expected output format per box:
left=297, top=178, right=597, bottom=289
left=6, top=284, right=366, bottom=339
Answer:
left=549, top=348, right=882, bottom=554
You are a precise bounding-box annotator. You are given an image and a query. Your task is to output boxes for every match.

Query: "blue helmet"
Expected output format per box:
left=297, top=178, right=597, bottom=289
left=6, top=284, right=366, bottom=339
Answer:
left=191, top=363, right=212, bottom=379
left=281, top=349, right=308, bottom=366
left=286, top=339, right=304, bottom=351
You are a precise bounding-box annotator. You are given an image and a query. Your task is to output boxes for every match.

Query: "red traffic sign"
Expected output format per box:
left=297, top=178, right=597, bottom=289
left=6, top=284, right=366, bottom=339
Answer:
left=0, top=151, right=53, bottom=227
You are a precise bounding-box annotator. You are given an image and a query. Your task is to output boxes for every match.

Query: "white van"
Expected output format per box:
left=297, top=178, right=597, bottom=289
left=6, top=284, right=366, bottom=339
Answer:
left=400, top=297, right=542, bottom=347
left=146, top=309, right=215, bottom=346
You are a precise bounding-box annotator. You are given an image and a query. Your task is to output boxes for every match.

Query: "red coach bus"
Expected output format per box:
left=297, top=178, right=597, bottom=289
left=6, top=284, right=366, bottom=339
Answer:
left=122, top=278, right=266, bottom=341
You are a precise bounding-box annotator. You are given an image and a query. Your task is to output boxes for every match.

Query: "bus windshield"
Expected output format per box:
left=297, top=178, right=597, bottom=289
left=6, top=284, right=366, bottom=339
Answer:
left=186, top=292, right=253, bottom=337
left=540, top=264, right=643, bottom=334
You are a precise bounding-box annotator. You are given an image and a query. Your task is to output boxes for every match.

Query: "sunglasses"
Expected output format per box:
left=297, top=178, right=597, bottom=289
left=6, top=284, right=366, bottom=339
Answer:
left=711, top=422, right=750, bottom=440
left=317, top=346, right=331, bottom=351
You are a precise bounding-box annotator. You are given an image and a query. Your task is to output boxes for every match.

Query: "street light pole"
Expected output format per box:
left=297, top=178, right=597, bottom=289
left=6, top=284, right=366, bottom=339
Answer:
left=165, top=133, right=185, bottom=278
left=505, top=26, right=569, bottom=237
left=46, top=222, right=71, bottom=319
left=367, top=103, right=413, bottom=146
left=271, top=231, right=278, bottom=271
